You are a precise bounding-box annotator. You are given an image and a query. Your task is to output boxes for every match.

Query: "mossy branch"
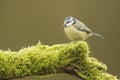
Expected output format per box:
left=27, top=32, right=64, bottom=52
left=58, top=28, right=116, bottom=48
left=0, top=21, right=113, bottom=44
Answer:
left=0, top=41, right=118, bottom=80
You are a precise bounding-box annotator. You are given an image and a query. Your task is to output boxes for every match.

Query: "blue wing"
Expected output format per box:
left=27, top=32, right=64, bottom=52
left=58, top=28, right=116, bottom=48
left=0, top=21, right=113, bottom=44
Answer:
left=73, top=20, right=92, bottom=33
left=73, top=20, right=104, bottom=39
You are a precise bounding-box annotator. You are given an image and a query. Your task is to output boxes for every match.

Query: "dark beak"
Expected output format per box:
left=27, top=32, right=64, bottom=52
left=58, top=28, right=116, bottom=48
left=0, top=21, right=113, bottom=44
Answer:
left=63, top=21, right=66, bottom=26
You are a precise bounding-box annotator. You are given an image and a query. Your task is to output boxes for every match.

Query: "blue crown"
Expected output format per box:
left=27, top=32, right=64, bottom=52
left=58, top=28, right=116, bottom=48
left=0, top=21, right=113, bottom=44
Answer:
left=64, top=16, right=73, bottom=22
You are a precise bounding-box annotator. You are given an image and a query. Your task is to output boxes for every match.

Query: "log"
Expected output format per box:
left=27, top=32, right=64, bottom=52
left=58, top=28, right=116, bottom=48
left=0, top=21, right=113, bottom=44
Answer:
left=0, top=41, right=118, bottom=80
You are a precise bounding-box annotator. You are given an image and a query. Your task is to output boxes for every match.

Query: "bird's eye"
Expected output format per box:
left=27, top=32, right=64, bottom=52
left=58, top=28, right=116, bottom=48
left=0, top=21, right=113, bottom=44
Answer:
left=67, top=21, right=70, bottom=23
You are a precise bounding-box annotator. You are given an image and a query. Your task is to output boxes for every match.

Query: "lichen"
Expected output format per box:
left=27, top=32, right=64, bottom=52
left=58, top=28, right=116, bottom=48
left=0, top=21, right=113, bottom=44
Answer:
left=0, top=41, right=118, bottom=80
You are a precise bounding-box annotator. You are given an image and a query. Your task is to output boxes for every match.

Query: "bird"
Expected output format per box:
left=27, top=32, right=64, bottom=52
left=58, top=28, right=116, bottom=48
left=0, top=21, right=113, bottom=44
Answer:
left=63, top=16, right=104, bottom=41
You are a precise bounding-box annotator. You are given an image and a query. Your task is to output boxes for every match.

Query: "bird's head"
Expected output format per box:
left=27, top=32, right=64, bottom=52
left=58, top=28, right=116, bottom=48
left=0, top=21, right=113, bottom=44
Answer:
left=63, top=16, right=76, bottom=27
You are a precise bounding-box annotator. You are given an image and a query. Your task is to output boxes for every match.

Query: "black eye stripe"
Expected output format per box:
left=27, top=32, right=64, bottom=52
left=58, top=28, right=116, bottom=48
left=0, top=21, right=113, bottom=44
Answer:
left=66, top=21, right=70, bottom=23
left=67, top=19, right=76, bottom=24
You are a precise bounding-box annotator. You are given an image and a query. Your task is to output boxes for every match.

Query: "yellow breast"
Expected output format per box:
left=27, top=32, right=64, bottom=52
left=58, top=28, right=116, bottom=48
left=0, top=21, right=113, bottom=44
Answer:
left=64, top=26, right=89, bottom=41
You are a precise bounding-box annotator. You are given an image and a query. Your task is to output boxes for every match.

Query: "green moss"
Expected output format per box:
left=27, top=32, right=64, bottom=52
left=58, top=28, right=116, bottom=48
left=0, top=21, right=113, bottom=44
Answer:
left=0, top=41, right=118, bottom=80
left=74, top=57, right=117, bottom=80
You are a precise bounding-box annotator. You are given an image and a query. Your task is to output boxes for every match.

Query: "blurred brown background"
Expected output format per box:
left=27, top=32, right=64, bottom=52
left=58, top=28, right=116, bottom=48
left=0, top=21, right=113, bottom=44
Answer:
left=0, top=0, right=120, bottom=79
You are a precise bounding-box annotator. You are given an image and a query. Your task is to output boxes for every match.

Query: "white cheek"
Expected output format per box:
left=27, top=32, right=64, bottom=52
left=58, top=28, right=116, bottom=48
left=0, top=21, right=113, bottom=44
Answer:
left=66, top=20, right=74, bottom=26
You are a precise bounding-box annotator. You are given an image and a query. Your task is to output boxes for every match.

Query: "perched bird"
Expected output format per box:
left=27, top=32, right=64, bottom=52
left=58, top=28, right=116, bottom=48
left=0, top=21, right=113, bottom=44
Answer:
left=63, top=16, right=104, bottom=41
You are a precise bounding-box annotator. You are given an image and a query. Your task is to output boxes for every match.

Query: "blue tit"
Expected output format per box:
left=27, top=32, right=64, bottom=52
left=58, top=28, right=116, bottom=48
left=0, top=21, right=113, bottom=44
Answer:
left=63, top=16, right=104, bottom=41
